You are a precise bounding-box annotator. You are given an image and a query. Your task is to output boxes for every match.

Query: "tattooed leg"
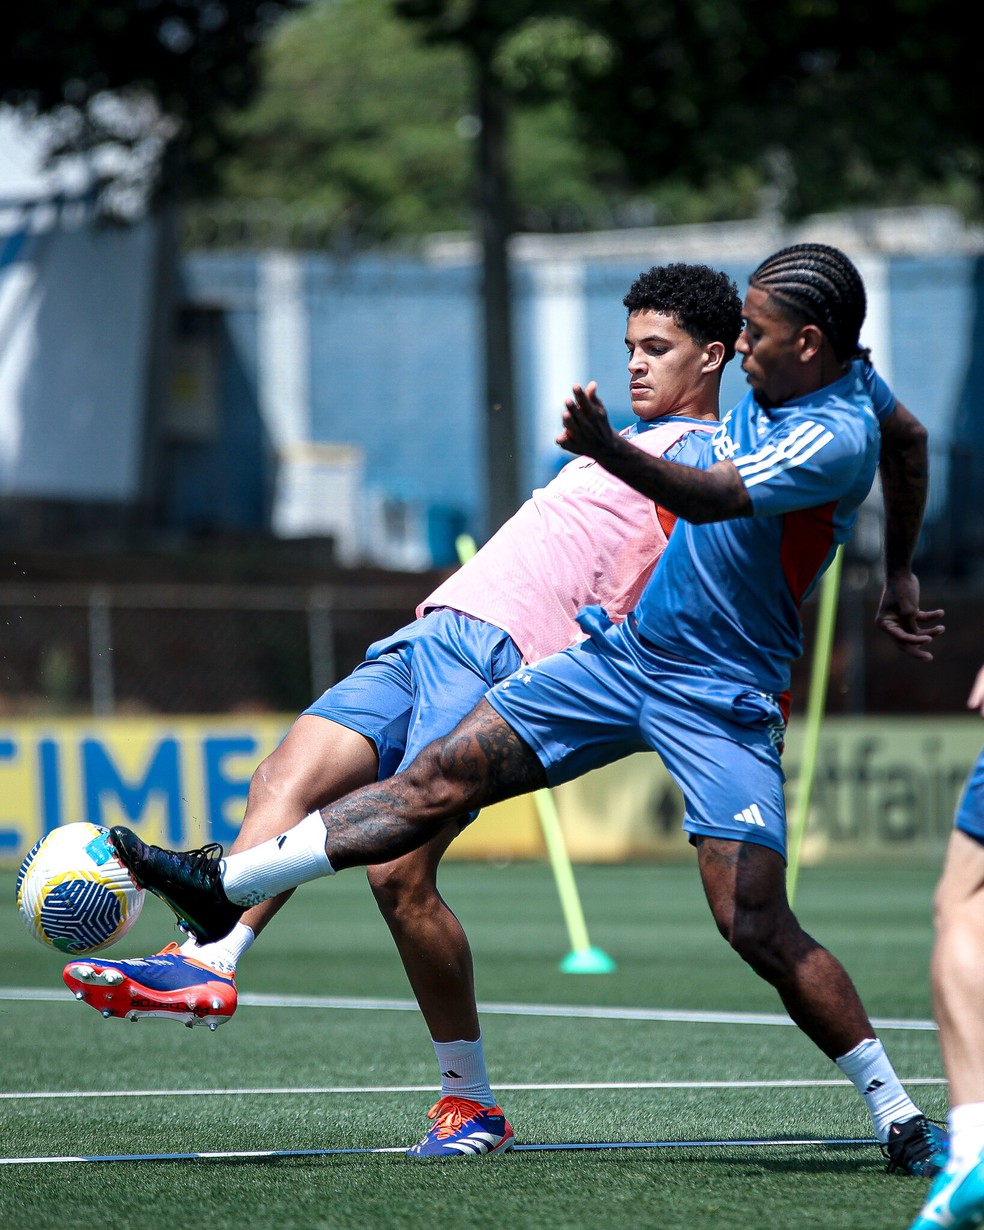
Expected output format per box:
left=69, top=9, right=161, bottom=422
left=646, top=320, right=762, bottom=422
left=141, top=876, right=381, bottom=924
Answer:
left=322, top=700, right=547, bottom=871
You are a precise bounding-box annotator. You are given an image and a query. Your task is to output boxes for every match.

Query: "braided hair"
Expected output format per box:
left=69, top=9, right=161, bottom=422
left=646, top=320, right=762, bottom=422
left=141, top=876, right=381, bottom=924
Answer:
left=749, top=244, right=870, bottom=362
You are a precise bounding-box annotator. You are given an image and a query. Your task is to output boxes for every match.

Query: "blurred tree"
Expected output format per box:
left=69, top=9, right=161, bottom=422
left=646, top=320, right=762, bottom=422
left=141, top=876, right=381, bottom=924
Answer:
left=4, top=0, right=977, bottom=226
left=392, top=0, right=533, bottom=532
left=207, top=0, right=634, bottom=243
left=386, top=0, right=978, bottom=525
left=207, top=0, right=627, bottom=527
left=495, top=0, right=978, bottom=222
left=212, top=0, right=474, bottom=240
left=748, top=0, right=981, bottom=217
left=1, top=0, right=304, bottom=217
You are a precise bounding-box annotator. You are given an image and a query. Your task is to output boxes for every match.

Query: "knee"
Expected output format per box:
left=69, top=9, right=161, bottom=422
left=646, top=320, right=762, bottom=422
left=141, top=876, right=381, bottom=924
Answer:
left=247, top=750, right=293, bottom=810
left=367, top=860, right=404, bottom=909
left=726, top=916, right=770, bottom=968
left=933, top=875, right=967, bottom=933
left=716, top=905, right=796, bottom=979
left=366, top=860, right=438, bottom=922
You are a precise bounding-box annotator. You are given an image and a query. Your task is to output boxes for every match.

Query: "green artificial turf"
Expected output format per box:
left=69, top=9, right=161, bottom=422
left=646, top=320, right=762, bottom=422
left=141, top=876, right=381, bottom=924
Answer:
left=0, top=860, right=946, bottom=1229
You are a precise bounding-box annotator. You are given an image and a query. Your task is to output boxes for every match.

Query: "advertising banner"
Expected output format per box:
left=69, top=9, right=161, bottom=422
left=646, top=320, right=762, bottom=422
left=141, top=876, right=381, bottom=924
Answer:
left=1, top=715, right=979, bottom=867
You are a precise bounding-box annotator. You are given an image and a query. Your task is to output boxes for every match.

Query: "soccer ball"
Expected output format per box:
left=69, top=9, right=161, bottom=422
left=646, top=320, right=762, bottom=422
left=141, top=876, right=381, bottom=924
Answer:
left=16, top=822, right=146, bottom=954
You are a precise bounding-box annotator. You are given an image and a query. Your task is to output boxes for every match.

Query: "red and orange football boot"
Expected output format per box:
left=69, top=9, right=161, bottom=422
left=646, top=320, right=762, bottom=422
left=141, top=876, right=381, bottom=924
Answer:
left=63, top=942, right=237, bottom=1030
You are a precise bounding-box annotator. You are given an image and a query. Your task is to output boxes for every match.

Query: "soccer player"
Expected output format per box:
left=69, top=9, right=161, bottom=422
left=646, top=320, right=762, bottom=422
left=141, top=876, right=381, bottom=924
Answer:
left=907, top=669, right=984, bottom=1230
left=66, top=261, right=741, bottom=1158
left=109, top=243, right=948, bottom=1176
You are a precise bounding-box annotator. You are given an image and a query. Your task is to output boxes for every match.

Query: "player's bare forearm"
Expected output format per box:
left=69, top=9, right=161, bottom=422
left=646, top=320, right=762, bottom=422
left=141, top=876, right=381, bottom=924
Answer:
left=878, top=400, right=928, bottom=576
left=557, top=382, right=750, bottom=523
left=874, top=401, right=944, bottom=659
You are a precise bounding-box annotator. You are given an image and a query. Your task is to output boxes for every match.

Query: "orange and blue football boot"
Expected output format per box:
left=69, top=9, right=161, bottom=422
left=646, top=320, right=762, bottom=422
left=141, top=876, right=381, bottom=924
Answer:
left=406, top=1096, right=515, bottom=1159
left=63, top=942, right=237, bottom=1031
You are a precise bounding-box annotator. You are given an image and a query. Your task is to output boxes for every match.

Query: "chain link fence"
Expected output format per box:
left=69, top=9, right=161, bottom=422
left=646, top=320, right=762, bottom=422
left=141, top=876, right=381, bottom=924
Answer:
left=0, top=581, right=426, bottom=717
left=2, top=573, right=983, bottom=719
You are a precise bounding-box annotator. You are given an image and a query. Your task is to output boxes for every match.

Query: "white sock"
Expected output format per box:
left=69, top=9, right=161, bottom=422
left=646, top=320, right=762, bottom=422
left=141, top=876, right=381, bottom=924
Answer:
left=835, top=1038, right=921, bottom=1142
left=949, top=1103, right=984, bottom=1169
left=432, top=1036, right=496, bottom=1107
left=220, top=812, right=335, bottom=906
left=180, top=922, right=255, bottom=976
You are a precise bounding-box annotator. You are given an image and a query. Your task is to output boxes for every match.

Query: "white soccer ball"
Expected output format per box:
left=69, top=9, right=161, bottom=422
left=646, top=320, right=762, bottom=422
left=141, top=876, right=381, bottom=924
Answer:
left=16, top=822, right=146, bottom=954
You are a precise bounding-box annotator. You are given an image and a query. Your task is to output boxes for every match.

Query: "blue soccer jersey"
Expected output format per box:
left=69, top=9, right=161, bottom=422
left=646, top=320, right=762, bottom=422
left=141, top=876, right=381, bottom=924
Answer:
left=634, top=361, right=894, bottom=696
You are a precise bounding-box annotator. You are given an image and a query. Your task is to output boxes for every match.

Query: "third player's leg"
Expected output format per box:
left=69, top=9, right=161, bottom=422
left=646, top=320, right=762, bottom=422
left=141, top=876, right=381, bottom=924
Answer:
left=930, top=828, right=984, bottom=1105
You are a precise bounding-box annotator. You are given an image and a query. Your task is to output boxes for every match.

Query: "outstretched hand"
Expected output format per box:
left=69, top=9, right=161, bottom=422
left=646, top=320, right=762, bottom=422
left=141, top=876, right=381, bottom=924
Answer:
left=874, top=573, right=945, bottom=661
left=557, top=382, right=621, bottom=459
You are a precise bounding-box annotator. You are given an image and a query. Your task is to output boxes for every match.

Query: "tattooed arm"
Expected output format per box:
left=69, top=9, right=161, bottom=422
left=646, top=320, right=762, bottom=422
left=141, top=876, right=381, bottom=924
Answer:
left=874, top=399, right=944, bottom=660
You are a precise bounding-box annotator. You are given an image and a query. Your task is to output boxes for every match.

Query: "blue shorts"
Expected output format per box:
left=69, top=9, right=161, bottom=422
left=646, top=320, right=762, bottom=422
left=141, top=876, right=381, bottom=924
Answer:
left=954, top=747, right=984, bottom=842
left=486, top=607, right=789, bottom=858
left=304, top=609, right=522, bottom=818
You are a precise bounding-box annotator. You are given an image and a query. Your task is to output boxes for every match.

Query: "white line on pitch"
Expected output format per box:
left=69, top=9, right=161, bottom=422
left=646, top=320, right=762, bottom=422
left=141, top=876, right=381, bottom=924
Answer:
left=0, top=1137, right=880, bottom=1166
left=0, top=1077, right=946, bottom=1102
left=0, top=987, right=938, bottom=1032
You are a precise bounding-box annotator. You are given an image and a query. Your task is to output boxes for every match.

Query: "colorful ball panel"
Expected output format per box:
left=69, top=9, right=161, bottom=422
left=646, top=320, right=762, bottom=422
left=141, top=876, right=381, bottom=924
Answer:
left=16, top=822, right=146, bottom=954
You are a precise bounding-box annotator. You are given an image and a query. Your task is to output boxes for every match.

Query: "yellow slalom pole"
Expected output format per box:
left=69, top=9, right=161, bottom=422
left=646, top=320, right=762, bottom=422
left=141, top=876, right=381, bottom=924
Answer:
left=531, top=785, right=616, bottom=972
left=455, top=533, right=615, bottom=973
left=787, top=544, right=844, bottom=908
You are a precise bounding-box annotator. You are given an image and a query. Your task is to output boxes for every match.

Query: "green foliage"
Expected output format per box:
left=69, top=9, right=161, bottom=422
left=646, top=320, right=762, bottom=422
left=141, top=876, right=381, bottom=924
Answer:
left=2, top=0, right=305, bottom=210
left=216, top=0, right=475, bottom=237
left=556, top=0, right=980, bottom=220
left=205, top=0, right=640, bottom=240
left=389, top=0, right=980, bottom=223
left=5, top=0, right=979, bottom=233
left=494, top=16, right=614, bottom=102
left=194, top=0, right=770, bottom=241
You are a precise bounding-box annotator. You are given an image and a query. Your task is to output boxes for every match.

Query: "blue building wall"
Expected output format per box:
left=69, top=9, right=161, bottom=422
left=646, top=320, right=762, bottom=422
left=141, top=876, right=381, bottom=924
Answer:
left=170, top=255, right=269, bottom=534
left=175, top=245, right=984, bottom=569
left=888, top=257, right=973, bottom=526
left=304, top=256, right=483, bottom=509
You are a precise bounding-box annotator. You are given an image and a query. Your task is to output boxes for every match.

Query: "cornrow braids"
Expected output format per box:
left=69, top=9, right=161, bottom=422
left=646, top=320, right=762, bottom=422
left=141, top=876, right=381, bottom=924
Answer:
left=749, top=243, right=870, bottom=362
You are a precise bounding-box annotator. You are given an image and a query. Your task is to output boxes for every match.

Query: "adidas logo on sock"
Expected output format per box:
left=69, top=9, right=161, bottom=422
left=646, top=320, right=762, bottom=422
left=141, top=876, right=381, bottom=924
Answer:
left=441, top=1069, right=463, bottom=1079
left=864, top=1078, right=885, bottom=1094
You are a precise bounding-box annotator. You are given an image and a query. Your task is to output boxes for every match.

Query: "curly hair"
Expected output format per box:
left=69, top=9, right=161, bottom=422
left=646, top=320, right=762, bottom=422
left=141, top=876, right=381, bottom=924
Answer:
left=622, top=263, right=744, bottom=362
left=749, top=243, right=869, bottom=362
